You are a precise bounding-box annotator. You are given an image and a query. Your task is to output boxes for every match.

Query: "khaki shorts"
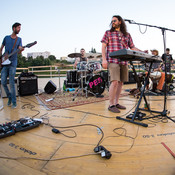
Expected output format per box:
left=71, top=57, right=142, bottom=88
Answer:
left=108, top=63, right=128, bottom=82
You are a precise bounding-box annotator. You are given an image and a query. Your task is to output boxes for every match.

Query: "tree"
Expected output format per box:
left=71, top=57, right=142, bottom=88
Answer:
left=17, top=54, right=27, bottom=67
left=48, top=55, right=56, bottom=61
left=91, top=47, right=96, bottom=53
left=91, top=47, right=94, bottom=53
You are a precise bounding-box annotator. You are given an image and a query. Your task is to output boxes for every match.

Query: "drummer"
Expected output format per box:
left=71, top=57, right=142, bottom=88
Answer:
left=74, top=48, right=88, bottom=69
left=146, top=49, right=165, bottom=92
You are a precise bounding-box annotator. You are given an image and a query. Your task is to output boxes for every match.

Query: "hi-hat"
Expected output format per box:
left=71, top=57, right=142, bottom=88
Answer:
left=68, top=53, right=81, bottom=58
left=96, top=54, right=102, bottom=58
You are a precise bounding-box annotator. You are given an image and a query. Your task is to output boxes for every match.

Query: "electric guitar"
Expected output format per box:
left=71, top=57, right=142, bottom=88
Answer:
left=0, top=41, right=37, bottom=66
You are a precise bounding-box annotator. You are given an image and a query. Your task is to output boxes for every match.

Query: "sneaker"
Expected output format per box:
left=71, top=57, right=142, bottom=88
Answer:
left=12, top=103, right=17, bottom=109
left=116, top=104, right=126, bottom=109
left=108, top=105, right=120, bottom=113
left=155, top=89, right=162, bottom=94
left=7, top=98, right=12, bottom=106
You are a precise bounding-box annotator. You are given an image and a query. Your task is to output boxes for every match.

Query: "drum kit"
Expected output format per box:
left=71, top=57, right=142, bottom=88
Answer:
left=65, top=53, right=107, bottom=100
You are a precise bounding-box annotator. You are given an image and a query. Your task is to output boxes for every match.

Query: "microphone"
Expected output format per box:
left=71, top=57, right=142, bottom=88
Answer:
left=124, top=19, right=134, bottom=24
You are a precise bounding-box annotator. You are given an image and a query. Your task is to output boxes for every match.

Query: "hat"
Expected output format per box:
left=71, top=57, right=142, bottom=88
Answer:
left=150, top=49, right=159, bottom=55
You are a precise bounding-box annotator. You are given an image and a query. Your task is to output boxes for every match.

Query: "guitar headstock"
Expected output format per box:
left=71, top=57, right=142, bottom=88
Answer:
left=25, top=41, right=37, bottom=48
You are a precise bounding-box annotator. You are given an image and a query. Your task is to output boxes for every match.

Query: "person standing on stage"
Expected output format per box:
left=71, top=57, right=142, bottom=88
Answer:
left=0, top=22, right=24, bottom=108
left=161, top=48, right=173, bottom=72
left=74, top=48, right=88, bottom=69
left=101, top=15, right=143, bottom=113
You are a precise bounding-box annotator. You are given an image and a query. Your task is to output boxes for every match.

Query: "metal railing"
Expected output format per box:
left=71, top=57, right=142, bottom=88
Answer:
left=4, top=63, right=175, bottom=79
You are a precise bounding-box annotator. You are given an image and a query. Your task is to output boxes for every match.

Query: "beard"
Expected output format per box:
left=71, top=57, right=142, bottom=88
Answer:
left=112, top=23, right=120, bottom=29
left=14, top=29, right=20, bottom=34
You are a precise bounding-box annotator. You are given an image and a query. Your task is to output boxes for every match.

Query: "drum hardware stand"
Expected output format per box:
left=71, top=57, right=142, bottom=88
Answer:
left=72, top=64, right=96, bottom=101
left=117, top=20, right=175, bottom=127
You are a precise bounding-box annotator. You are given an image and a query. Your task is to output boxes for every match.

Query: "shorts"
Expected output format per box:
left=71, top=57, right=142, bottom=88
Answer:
left=108, top=63, right=128, bottom=82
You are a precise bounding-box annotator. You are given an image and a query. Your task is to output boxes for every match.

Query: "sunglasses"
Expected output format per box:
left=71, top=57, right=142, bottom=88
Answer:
left=111, top=20, right=117, bottom=23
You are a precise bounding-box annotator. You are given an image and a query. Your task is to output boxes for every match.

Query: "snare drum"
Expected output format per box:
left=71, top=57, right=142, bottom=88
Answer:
left=88, top=62, right=101, bottom=73
left=150, top=71, right=161, bottom=80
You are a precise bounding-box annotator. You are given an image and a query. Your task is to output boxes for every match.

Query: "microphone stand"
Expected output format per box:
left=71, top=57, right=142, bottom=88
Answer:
left=126, top=20, right=175, bottom=123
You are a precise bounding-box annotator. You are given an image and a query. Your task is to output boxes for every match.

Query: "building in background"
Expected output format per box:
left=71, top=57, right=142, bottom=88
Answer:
left=27, top=51, right=50, bottom=58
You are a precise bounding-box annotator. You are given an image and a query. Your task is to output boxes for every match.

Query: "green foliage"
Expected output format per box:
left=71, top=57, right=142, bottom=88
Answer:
left=17, top=54, right=72, bottom=68
left=17, top=54, right=56, bottom=67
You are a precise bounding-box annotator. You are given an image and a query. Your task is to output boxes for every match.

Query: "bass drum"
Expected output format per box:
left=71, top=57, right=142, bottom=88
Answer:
left=87, top=75, right=105, bottom=95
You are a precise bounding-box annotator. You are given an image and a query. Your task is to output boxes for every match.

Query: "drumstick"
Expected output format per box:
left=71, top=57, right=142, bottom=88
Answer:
left=161, top=142, right=175, bottom=158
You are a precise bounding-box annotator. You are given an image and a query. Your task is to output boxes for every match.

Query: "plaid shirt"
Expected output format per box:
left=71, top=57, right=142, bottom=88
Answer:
left=101, top=30, right=135, bottom=65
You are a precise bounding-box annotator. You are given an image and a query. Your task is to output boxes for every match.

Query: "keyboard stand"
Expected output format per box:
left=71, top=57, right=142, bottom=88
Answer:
left=116, top=60, right=162, bottom=127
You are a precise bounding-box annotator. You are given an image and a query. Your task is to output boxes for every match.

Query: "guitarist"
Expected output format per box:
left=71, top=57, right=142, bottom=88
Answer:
left=0, top=22, right=24, bottom=108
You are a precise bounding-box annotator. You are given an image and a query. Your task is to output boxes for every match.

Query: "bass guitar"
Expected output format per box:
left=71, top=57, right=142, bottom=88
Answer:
left=0, top=41, right=37, bottom=66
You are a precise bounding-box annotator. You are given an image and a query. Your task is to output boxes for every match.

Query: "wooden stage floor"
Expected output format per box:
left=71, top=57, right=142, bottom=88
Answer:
left=0, top=78, right=175, bottom=175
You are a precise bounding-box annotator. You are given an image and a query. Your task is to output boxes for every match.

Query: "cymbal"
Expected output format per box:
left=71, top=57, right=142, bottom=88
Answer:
left=68, top=53, right=81, bottom=58
left=87, top=55, right=94, bottom=58
left=96, top=54, right=102, bottom=58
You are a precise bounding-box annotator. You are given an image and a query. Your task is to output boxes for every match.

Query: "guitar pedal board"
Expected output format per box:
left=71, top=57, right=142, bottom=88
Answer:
left=0, top=123, right=15, bottom=139
left=0, top=118, right=42, bottom=139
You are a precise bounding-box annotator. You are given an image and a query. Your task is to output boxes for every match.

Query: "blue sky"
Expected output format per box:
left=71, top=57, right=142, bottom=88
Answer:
left=1, top=0, right=175, bottom=59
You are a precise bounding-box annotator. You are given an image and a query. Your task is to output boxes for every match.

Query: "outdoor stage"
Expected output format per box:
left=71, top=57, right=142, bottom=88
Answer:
left=0, top=78, right=175, bottom=175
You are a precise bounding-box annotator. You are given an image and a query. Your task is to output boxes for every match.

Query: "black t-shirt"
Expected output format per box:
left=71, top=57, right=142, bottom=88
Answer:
left=161, top=54, right=173, bottom=72
left=80, top=56, right=87, bottom=62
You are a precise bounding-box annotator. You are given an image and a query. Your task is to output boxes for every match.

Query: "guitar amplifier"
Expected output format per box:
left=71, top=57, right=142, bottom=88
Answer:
left=124, top=71, right=136, bottom=84
left=18, top=72, right=38, bottom=96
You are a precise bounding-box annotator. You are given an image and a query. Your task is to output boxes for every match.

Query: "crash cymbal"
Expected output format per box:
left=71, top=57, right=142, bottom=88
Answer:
left=87, top=55, right=94, bottom=58
left=68, top=53, right=81, bottom=58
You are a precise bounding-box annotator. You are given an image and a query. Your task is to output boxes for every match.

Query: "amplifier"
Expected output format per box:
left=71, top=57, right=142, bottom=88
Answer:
left=124, top=71, right=136, bottom=84
left=18, top=73, right=38, bottom=96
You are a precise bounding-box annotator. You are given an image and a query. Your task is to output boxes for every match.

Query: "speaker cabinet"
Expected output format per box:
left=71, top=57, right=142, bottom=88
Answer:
left=44, top=80, right=57, bottom=94
left=18, top=73, right=38, bottom=96
left=124, top=71, right=136, bottom=84
left=0, top=79, right=18, bottom=98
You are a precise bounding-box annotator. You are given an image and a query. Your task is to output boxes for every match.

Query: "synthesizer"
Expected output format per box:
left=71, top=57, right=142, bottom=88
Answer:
left=109, top=49, right=162, bottom=63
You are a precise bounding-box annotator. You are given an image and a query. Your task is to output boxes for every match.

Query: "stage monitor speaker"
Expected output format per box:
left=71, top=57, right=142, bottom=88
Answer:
left=44, top=80, right=57, bottom=94
left=18, top=72, right=38, bottom=96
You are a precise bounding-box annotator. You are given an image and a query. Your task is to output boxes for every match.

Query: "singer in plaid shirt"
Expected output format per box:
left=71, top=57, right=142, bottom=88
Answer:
left=101, top=30, right=134, bottom=65
left=101, top=15, right=143, bottom=113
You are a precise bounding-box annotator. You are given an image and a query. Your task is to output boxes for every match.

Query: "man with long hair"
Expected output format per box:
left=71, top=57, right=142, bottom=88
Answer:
left=101, top=15, right=143, bottom=113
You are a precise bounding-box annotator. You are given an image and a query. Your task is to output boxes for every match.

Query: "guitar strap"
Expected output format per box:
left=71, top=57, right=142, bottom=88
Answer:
left=11, top=37, right=18, bottom=53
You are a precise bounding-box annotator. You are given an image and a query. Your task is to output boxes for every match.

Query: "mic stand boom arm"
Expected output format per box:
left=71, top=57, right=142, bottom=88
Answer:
left=126, top=20, right=175, bottom=123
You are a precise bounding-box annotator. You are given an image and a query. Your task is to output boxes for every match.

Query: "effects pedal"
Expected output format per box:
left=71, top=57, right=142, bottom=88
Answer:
left=13, top=118, right=42, bottom=132
left=0, top=122, right=15, bottom=139
left=94, top=145, right=112, bottom=159
left=126, top=112, right=146, bottom=121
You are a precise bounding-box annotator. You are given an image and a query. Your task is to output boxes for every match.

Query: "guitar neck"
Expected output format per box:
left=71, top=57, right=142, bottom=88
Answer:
left=8, top=48, right=22, bottom=58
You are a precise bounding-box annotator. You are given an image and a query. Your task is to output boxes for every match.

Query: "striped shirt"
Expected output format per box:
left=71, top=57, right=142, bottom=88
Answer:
left=101, top=30, right=135, bottom=65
